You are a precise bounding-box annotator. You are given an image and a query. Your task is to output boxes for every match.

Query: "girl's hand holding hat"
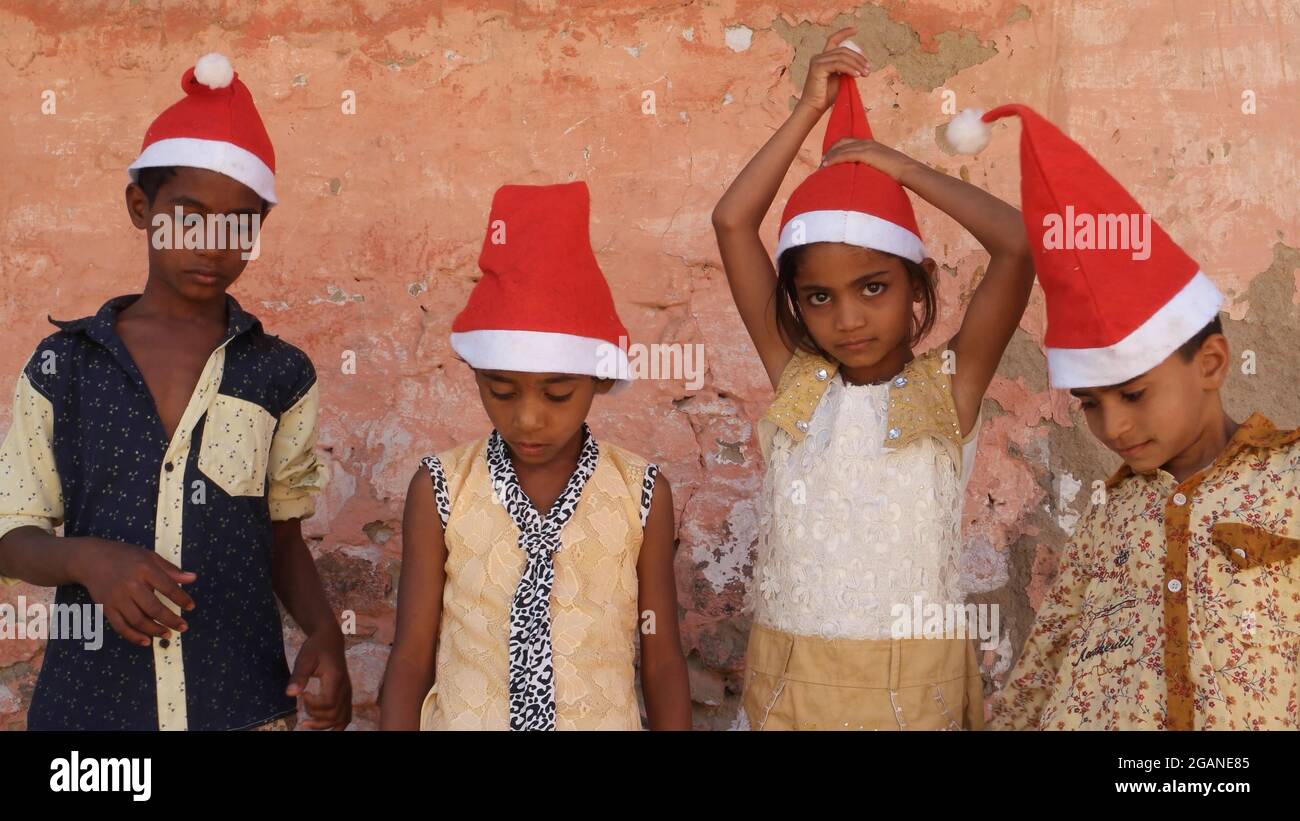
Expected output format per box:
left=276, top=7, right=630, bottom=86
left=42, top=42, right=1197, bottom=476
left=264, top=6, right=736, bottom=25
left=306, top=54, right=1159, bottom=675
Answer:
left=797, top=27, right=871, bottom=114
left=820, top=136, right=918, bottom=183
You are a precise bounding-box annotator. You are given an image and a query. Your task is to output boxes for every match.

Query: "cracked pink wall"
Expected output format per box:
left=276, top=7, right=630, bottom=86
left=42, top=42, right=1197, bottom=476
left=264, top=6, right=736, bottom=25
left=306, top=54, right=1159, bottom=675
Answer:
left=1, top=1, right=1296, bottom=729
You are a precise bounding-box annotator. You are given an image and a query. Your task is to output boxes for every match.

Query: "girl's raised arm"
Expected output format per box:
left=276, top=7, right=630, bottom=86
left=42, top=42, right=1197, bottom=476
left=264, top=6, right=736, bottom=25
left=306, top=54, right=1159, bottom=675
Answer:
left=711, top=27, right=868, bottom=388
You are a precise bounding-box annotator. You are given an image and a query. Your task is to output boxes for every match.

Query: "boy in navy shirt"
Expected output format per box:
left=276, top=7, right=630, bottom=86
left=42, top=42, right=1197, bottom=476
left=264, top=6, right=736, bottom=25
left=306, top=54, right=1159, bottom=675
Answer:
left=0, top=53, right=350, bottom=730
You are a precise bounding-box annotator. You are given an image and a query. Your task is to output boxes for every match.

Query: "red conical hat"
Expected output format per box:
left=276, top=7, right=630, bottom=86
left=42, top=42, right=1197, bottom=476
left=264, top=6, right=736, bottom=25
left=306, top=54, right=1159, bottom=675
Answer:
left=980, top=104, right=1222, bottom=388
left=450, top=181, right=632, bottom=389
left=128, top=53, right=277, bottom=205
left=776, top=73, right=925, bottom=263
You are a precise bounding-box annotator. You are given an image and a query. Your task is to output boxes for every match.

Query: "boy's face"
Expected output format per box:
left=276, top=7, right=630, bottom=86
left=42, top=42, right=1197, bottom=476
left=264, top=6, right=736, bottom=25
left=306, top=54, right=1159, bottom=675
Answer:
left=125, top=166, right=267, bottom=302
left=793, top=243, right=927, bottom=369
left=1069, top=334, right=1230, bottom=475
left=473, top=369, right=613, bottom=467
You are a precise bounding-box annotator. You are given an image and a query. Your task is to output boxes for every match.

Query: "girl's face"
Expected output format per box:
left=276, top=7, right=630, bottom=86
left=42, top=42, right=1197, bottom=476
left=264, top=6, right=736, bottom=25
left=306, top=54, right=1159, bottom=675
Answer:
left=473, top=369, right=612, bottom=467
left=793, top=243, right=925, bottom=372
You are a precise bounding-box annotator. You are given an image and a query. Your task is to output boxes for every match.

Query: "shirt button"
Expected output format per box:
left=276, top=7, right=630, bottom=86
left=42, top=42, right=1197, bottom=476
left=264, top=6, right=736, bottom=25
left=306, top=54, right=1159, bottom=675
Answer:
left=795, top=420, right=810, bottom=433
left=1172, top=492, right=1187, bottom=506
left=893, top=375, right=908, bottom=388
left=814, top=368, right=828, bottom=381
left=888, top=427, right=901, bottom=439
left=164, top=462, right=175, bottom=473
left=1233, top=548, right=1247, bottom=559
left=1167, top=579, right=1182, bottom=593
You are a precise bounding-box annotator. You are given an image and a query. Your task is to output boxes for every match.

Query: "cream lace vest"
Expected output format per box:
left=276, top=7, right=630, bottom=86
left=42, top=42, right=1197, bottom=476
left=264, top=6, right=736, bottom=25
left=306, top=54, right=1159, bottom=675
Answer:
left=753, top=347, right=980, bottom=641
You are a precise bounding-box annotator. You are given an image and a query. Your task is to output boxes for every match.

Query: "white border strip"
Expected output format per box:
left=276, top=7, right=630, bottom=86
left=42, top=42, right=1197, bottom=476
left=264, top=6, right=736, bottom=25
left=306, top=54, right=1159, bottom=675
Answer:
left=129, top=137, right=277, bottom=205
left=1047, top=270, right=1224, bottom=388
left=775, top=209, right=926, bottom=262
left=450, top=329, right=633, bottom=392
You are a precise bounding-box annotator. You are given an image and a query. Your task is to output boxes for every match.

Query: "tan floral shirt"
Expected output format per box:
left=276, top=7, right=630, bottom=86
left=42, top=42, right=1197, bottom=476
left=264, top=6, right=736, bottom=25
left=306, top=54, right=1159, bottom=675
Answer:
left=990, top=412, right=1300, bottom=730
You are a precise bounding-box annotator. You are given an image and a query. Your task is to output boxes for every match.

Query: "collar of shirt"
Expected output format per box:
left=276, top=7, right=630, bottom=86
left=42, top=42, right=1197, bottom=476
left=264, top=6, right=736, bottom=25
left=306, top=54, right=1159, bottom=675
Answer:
left=46, top=293, right=263, bottom=356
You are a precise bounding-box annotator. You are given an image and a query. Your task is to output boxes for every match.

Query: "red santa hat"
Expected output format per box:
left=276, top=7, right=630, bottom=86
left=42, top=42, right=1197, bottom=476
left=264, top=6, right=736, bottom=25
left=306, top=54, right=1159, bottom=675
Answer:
left=450, top=181, right=633, bottom=391
left=128, top=53, right=277, bottom=205
left=776, top=69, right=926, bottom=264
left=947, top=104, right=1223, bottom=389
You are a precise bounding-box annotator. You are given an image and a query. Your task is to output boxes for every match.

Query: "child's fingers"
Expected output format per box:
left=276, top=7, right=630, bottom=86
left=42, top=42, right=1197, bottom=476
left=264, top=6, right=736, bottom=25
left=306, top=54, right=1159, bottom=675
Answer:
left=133, top=586, right=188, bottom=633
left=285, top=645, right=319, bottom=696
left=119, top=597, right=170, bottom=639
left=105, top=606, right=153, bottom=647
left=823, top=138, right=875, bottom=162
left=812, top=52, right=868, bottom=79
left=299, top=694, right=349, bottom=730
left=824, top=26, right=858, bottom=50
left=301, top=672, right=347, bottom=714
left=300, top=691, right=343, bottom=723
left=144, top=565, right=196, bottom=613
left=151, top=554, right=198, bottom=585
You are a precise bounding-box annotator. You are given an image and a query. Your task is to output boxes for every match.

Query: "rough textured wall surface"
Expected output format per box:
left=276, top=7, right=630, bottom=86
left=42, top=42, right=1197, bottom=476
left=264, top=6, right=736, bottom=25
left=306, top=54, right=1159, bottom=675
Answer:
left=1, top=1, right=1296, bottom=730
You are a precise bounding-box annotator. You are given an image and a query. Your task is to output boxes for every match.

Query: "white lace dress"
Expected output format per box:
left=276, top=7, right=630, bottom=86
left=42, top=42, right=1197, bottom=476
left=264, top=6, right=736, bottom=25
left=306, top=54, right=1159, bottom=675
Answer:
left=753, top=372, right=980, bottom=641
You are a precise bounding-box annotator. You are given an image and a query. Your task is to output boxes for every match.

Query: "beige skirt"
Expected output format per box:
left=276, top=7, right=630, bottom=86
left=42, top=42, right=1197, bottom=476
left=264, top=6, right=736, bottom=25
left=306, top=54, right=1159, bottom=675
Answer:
left=741, top=623, right=985, bottom=730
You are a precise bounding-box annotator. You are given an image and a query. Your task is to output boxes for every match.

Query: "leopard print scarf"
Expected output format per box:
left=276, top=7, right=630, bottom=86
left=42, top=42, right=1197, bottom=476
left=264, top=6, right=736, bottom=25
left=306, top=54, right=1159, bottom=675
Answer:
left=486, top=425, right=599, bottom=731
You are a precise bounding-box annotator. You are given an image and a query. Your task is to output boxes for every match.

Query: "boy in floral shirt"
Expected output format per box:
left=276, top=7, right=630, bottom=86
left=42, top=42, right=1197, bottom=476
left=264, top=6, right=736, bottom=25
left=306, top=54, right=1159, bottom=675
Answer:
left=961, top=104, right=1299, bottom=729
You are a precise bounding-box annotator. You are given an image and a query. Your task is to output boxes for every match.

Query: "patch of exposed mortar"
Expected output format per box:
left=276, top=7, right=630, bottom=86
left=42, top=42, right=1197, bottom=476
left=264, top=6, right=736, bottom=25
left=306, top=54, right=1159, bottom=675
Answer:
left=773, top=6, right=999, bottom=93
left=995, top=327, right=1049, bottom=394
left=1222, top=242, right=1300, bottom=425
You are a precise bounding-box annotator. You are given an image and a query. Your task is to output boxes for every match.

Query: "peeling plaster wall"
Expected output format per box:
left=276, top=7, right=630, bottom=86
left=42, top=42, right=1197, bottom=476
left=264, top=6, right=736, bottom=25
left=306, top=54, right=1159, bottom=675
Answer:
left=1, top=1, right=1296, bottom=729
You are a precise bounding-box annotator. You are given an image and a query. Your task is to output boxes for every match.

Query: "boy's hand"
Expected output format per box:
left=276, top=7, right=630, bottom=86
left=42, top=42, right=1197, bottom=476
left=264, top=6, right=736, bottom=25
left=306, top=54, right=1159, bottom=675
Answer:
left=797, top=27, right=869, bottom=114
left=73, top=538, right=196, bottom=647
left=822, top=137, right=918, bottom=182
left=287, top=628, right=352, bottom=730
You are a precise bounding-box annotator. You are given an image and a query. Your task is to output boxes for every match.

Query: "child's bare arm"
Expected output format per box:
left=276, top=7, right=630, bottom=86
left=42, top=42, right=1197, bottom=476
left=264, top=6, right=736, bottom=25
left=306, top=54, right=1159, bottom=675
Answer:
left=272, top=519, right=352, bottom=729
left=636, top=475, right=691, bottom=730
left=378, top=466, right=448, bottom=730
left=823, top=140, right=1034, bottom=435
left=712, top=27, right=869, bottom=388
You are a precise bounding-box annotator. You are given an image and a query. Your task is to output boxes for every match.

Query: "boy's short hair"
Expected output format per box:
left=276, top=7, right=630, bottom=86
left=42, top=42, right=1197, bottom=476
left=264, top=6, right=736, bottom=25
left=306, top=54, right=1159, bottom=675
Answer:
left=1175, top=314, right=1225, bottom=360
left=135, top=166, right=178, bottom=205
left=134, top=165, right=269, bottom=212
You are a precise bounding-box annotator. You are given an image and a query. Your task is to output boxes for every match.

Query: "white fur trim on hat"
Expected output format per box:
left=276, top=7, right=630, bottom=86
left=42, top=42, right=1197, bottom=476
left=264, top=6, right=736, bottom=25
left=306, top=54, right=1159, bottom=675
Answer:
left=776, top=209, right=927, bottom=263
left=450, top=329, right=633, bottom=393
left=1046, top=270, right=1224, bottom=389
left=128, top=137, right=277, bottom=205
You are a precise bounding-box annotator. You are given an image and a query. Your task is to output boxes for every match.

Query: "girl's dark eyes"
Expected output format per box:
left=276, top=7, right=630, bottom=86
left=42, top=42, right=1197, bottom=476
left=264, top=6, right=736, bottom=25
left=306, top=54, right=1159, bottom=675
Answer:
left=1121, top=390, right=1145, bottom=403
left=489, top=391, right=516, bottom=401
left=545, top=393, right=574, bottom=403
left=807, top=283, right=884, bottom=305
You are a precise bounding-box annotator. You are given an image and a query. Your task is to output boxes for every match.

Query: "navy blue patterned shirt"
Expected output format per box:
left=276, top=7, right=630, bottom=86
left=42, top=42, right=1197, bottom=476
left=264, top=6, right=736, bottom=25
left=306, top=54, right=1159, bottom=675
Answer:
left=0, top=295, right=328, bottom=730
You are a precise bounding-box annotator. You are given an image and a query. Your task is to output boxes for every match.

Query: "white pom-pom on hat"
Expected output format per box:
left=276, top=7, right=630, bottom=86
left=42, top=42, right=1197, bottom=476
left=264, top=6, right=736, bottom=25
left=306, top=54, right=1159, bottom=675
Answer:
left=945, top=108, right=992, bottom=154
left=193, top=53, right=234, bottom=90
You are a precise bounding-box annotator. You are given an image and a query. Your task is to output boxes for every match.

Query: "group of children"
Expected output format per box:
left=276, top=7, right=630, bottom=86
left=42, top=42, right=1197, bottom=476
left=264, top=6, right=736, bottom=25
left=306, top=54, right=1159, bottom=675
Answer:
left=0, top=27, right=1295, bottom=731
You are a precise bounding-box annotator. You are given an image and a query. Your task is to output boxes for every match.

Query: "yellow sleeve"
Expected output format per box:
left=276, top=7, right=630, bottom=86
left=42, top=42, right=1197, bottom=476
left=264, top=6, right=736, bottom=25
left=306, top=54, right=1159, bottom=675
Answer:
left=987, top=517, right=1093, bottom=730
left=0, top=371, right=65, bottom=584
left=266, top=382, right=329, bottom=521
